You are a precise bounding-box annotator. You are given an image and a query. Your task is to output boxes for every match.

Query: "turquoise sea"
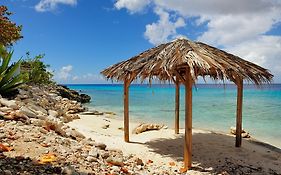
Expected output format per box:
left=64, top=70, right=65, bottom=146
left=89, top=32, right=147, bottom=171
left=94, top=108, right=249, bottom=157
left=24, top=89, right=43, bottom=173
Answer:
left=67, top=84, right=281, bottom=148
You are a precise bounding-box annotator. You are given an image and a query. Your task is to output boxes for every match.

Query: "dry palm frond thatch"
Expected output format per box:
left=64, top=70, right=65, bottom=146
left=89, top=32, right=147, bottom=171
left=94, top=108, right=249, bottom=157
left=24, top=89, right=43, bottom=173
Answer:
left=101, top=38, right=273, bottom=85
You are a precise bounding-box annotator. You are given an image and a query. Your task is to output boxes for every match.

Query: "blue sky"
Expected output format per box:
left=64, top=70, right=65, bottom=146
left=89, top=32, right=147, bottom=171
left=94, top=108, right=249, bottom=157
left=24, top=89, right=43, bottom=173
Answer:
left=2, top=0, right=281, bottom=83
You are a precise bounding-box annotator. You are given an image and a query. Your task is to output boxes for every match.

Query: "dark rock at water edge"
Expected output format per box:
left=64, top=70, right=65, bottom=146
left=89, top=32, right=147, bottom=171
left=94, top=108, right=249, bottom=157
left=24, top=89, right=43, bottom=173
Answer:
left=56, top=85, right=91, bottom=103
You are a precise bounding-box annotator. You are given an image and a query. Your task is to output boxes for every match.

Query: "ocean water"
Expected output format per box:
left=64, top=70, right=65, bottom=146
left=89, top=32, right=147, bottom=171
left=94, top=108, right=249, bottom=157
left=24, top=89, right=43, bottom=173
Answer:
left=67, top=84, right=281, bottom=148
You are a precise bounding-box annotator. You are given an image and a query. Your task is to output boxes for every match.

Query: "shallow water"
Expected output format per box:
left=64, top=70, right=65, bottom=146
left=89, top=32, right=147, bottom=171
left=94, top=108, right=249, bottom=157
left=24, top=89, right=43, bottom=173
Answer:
left=67, top=84, right=281, bottom=148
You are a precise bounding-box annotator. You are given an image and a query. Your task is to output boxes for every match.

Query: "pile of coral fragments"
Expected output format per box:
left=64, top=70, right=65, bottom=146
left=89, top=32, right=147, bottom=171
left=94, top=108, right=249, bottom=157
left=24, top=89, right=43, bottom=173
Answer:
left=0, top=85, right=180, bottom=175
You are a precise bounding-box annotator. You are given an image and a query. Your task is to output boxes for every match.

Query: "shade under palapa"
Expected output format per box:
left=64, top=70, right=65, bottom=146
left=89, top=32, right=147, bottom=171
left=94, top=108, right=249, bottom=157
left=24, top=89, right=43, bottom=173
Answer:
left=100, top=38, right=273, bottom=170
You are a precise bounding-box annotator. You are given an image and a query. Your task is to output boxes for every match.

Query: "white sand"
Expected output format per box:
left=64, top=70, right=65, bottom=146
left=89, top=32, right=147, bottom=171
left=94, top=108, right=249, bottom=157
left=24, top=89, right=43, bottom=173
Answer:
left=68, top=113, right=281, bottom=174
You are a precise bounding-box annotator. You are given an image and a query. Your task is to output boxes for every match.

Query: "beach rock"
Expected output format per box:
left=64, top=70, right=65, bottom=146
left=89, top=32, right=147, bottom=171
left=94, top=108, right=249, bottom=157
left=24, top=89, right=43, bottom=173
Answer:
left=56, top=85, right=91, bottom=103
left=88, top=147, right=99, bottom=158
left=0, top=111, right=5, bottom=116
left=27, top=104, right=47, bottom=115
left=80, top=138, right=95, bottom=146
left=66, top=128, right=85, bottom=141
left=102, top=124, right=110, bottom=129
left=36, top=114, right=48, bottom=120
left=136, top=158, right=144, bottom=166
left=46, top=115, right=61, bottom=123
left=30, top=118, right=45, bottom=127
left=61, top=166, right=78, bottom=175
left=4, top=110, right=29, bottom=122
left=86, top=156, right=98, bottom=162
left=0, top=107, right=13, bottom=112
left=48, top=110, right=58, bottom=117
left=133, top=123, right=164, bottom=134
left=106, top=155, right=124, bottom=167
left=0, top=98, right=18, bottom=109
left=3, top=170, right=12, bottom=175
left=62, top=114, right=79, bottom=123
left=100, top=151, right=110, bottom=159
left=48, top=93, right=58, bottom=98
left=95, top=143, right=107, bottom=150
left=19, top=106, right=38, bottom=118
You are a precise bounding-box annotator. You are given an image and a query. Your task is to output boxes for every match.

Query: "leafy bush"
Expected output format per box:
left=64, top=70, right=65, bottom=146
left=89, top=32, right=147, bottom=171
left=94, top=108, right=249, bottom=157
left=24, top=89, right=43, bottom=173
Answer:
left=0, top=45, right=25, bottom=95
left=21, top=52, right=54, bottom=85
left=0, top=6, right=22, bottom=46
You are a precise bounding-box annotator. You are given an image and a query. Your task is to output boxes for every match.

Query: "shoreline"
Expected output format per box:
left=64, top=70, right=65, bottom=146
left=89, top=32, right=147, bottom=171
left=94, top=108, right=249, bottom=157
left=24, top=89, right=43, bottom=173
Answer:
left=68, top=111, right=281, bottom=174
left=83, top=105, right=281, bottom=149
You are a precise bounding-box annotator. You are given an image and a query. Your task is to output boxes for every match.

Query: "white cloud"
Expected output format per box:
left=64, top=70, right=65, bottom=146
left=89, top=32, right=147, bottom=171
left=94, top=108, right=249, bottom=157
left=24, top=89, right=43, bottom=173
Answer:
left=115, top=0, right=151, bottom=13
left=71, top=73, right=105, bottom=83
left=55, top=65, right=105, bottom=83
left=72, top=75, right=79, bottom=81
left=198, top=10, right=281, bottom=46
left=35, top=0, right=77, bottom=12
left=149, top=0, right=281, bottom=46
left=144, top=8, right=185, bottom=45
left=114, top=0, right=281, bottom=82
left=114, top=0, right=281, bottom=45
left=57, top=65, right=73, bottom=80
left=227, top=36, right=281, bottom=82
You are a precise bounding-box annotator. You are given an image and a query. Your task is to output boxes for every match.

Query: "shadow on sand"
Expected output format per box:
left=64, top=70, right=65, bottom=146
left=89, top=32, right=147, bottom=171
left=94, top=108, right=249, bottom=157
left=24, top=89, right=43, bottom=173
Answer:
left=142, top=132, right=281, bottom=174
left=0, top=155, right=89, bottom=175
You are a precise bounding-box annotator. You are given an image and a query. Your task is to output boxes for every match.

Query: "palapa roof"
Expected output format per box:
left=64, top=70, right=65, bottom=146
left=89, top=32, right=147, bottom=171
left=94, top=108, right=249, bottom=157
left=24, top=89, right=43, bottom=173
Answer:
left=101, top=38, right=273, bottom=85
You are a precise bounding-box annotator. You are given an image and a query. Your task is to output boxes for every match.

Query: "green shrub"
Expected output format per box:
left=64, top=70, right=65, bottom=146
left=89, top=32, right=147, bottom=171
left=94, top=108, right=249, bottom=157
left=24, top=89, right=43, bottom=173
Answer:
left=21, top=52, right=54, bottom=85
left=0, top=45, right=25, bottom=95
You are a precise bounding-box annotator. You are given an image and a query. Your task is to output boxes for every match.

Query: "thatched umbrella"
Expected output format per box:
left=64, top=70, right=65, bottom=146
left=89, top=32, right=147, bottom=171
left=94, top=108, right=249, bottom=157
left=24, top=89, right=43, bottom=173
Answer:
left=101, top=38, right=273, bottom=170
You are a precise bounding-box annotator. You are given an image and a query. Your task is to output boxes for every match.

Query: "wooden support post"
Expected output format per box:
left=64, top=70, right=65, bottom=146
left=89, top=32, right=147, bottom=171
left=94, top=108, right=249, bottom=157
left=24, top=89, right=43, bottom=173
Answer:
left=124, top=79, right=129, bottom=142
left=235, top=78, right=243, bottom=147
left=175, top=77, right=180, bottom=134
left=184, top=69, right=192, bottom=169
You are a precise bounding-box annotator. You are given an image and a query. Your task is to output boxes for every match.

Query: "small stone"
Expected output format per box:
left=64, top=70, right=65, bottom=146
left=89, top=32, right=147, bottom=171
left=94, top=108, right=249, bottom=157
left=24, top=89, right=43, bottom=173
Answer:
left=86, top=156, right=98, bottom=162
left=28, top=104, right=48, bottom=114
left=95, top=143, right=106, bottom=150
left=3, top=170, right=12, bottom=175
left=0, top=111, right=5, bottom=116
left=136, top=158, right=144, bottom=166
left=0, top=98, right=18, bottom=109
left=61, top=166, right=78, bottom=175
left=48, top=110, right=59, bottom=117
left=30, top=118, right=44, bottom=126
left=102, top=124, right=110, bottom=129
left=66, top=128, right=85, bottom=141
left=0, top=107, right=13, bottom=112
left=48, top=93, right=58, bottom=98
left=136, top=165, right=143, bottom=170
left=88, top=147, right=99, bottom=158
left=23, top=138, right=31, bottom=142
left=19, top=106, right=38, bottom=118
left=106, top=155, right=124, bottom=167
left=81, top=153, right=88, bottom=158
left=2, top=143, right=9, bottom=147
left=111, top=165, right=120, bottom=172
left=100, top=151, right=110, bottom=159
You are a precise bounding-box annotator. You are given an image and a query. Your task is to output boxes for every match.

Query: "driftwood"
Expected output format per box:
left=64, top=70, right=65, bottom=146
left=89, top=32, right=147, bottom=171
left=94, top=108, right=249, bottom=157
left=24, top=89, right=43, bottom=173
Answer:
left=230, top=127, right=250, bottom=138
left=80, top=111, right=103, bottom=115
left=133, top=123, right=164, bottom=134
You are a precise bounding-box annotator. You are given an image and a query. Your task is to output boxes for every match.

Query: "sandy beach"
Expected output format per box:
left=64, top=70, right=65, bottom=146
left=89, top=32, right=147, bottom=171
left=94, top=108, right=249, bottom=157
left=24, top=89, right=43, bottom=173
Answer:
left=68, top=112, right=281, bottom=174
